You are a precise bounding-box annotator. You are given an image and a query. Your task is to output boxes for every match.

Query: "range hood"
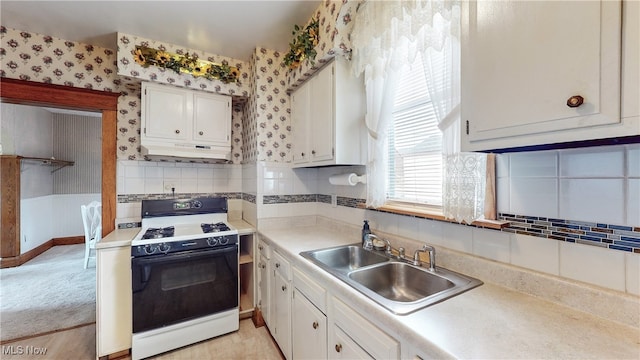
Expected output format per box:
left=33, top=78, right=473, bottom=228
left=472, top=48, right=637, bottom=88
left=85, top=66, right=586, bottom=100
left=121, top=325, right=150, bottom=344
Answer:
left=141, top=143, right=230, bottom=163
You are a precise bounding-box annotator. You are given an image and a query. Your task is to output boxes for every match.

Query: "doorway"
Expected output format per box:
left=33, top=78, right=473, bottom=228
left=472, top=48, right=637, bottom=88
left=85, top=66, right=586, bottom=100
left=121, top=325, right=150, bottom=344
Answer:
left=0, top=78, right=118, bottom=267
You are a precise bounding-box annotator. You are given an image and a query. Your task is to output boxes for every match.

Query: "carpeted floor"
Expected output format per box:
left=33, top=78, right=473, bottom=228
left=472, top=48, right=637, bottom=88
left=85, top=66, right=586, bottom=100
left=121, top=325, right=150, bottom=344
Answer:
left=0, top=244, right=96, bottom=342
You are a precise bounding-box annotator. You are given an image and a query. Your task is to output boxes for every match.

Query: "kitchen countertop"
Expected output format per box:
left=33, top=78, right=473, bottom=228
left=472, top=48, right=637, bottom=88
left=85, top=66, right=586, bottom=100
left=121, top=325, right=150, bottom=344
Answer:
left=97, top=219, right=255, bottom=250
left=259, top=225, right=640, bottom=359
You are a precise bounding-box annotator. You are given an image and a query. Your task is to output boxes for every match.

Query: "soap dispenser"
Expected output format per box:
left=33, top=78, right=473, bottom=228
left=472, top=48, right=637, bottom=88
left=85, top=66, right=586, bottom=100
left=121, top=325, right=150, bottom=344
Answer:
left=362, top=220, right=371, bottom=247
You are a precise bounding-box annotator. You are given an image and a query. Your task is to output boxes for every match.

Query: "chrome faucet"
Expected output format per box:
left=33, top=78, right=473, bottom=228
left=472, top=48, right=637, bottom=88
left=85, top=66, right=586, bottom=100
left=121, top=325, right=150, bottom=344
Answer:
left=413, top=244, right=436, bottom=271
left=365, top=234, right=393, bottom=256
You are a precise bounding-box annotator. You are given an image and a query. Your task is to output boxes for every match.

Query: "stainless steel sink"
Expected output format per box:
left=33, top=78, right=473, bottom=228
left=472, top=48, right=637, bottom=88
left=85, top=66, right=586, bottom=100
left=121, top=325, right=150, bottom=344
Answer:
left=302, top=245, right=389, bottom=272
left=300, top=244, right=482, bottom=315
left=348, top=262, right=455, bottom=302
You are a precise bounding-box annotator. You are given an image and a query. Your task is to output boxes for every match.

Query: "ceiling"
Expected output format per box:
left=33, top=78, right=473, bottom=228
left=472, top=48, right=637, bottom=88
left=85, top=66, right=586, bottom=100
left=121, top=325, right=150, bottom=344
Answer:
left=0, top=0, right=321, bottom=62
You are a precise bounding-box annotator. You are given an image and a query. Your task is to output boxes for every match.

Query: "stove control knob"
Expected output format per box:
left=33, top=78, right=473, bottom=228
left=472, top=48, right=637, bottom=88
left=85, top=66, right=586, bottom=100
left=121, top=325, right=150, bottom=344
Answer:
left=219, top=236, right=229, bottom=245
left=158, top=243, right=171, bottom=253
left=207, top=237, right=218, bottom=246
left=192, top=200, right=203, bottom=209
left=143, top=244, right=157, bottom=255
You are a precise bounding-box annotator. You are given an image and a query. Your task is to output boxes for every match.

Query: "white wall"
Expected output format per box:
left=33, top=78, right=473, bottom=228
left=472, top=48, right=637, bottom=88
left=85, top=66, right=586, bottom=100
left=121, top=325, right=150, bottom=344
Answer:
left=20, top=196, right=54, bottom=253
left=19, top=194, right=101, bottom=253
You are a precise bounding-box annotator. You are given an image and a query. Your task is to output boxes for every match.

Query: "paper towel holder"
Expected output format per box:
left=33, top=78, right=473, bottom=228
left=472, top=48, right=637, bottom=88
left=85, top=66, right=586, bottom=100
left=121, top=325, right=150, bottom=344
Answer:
left=329, top=173, right=367, bottom=186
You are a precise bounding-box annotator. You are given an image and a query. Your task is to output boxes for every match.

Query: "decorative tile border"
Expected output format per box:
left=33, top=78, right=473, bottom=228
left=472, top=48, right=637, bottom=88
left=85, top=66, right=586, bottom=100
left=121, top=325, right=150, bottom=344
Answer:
left=337, top=196, right=366, bottom=208
left=263, top=194, right=318, bottom=204
left=317, top=194, right=332, bottom=204
left=499, top=214, right=640, bottom=254
left=242, top=193, right=256, bottom=204
left=117, top=192, right=242, bottom=203
left=118, top=222, right=141, bottom=229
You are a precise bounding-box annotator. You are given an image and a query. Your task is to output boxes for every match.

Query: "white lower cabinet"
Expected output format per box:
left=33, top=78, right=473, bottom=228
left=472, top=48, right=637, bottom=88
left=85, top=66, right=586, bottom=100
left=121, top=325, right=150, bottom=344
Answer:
left=264, top=250, right=400, bottom=360
left=331, top=326, right=374, bottom=360
left=292, top=290, right=328, bottom=359
left=257, top=239, right=271, bottom=328
left=329, top=297, right=399, bottom=360
left=292, top=267, right=328, bottom=359
left=272, top=251, right=292, bottom=359
left=96, top=246, right=132, bottom=357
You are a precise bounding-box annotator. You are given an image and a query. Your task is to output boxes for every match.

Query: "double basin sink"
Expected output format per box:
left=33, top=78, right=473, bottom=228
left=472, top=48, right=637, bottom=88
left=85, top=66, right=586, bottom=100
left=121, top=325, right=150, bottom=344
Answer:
left=300, top=244, right=482, bottom=315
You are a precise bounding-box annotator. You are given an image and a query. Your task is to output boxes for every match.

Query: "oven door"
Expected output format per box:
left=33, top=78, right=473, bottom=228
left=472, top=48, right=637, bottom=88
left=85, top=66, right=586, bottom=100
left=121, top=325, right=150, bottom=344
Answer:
left=131, top=245, right=238, bottom=334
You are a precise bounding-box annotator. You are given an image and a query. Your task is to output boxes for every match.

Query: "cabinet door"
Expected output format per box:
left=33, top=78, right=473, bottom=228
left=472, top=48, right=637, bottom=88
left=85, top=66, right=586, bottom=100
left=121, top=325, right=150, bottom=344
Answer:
left=330, top=326, right=373, bottom=360
left=292, top=81, right=311, bottom=164
left=292, top=290, right=327, bottom=360
left=273, top=271, right=292, bottom=359
left=462, top=1, right=622, bottom=145
left=330, top=297, right=399, bottom=359
left=622, top=0, right=639, bottom=120
left=96, top=247, right=132, bottom=357
left=258, top=253, right=271, bottom=327
left=193, top=92, right=231, bottom=146
left=142, top=83, right=190, bottom=141
left=310, top=62, right=334, bottom=162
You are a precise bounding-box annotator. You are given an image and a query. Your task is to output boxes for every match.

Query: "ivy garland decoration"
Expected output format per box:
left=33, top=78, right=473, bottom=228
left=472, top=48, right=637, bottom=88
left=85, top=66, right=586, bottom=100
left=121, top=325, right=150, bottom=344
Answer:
left=282, top=17, right=319, bottom=70
left=133, top=45, right=240, bottom=84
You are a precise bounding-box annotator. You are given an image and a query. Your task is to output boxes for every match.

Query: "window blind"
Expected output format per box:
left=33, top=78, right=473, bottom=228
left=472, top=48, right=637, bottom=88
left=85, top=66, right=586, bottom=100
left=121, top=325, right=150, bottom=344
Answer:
left=387, top=54, right=443, bottom=206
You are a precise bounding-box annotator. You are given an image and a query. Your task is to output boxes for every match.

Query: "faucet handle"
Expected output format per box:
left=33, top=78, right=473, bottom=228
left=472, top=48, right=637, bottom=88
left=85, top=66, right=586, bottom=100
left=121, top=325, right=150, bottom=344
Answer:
left=398, top=247, right=405, bottom=260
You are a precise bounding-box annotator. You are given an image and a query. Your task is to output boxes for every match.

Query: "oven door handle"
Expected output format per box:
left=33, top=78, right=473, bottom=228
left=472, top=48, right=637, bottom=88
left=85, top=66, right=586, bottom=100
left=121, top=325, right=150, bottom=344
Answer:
left=132, top=245, right=237, bottom=292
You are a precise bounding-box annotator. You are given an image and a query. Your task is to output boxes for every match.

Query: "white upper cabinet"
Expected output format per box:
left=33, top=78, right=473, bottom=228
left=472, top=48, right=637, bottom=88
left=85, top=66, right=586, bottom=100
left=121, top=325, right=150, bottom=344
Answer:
left=143, top=83, right=191, bottom=142
left=141, top=81, right=232, bottom=160
left=192, top=91, right=231, bottom=146
left=292, top=80, right=311, bottom=164
left=622, top=0, right=640, bottom=121
left=291, top=57, right=366, bottom=167
left=461, top=0, right=638, bottom=151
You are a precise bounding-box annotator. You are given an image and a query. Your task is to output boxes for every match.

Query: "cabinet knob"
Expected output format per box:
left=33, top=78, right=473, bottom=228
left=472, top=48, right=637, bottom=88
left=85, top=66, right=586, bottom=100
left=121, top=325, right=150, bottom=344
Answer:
left=335, top=344, right=342, bottom=353
left=199, top=131, right=204, bottom=135
left=275, top=263, right=280, bottom=268
left=311, top=150, right=316, bottom=155
left=261, top=263, right=266, bottom=269
left=258, top=245, right=263, bottom=250
left=566, top=95, right=584, bottom=108
left=312, top=321, right=318, bottom=329
left=175, top=129, right=180, bottom=134
left=301, top=152, right=305, bottom=157
left=281, top=285, right=287, bottom=291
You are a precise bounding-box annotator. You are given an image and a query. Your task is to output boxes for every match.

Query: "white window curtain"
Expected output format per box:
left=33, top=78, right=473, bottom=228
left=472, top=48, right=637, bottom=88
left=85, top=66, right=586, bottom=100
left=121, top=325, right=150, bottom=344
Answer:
left=351, top=0, right=488, bottom=223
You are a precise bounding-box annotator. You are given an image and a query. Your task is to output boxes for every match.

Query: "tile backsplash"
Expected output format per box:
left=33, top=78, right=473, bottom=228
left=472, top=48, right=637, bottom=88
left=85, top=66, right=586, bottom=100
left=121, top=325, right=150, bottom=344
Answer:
left=497, top=144, right=640, bottom=226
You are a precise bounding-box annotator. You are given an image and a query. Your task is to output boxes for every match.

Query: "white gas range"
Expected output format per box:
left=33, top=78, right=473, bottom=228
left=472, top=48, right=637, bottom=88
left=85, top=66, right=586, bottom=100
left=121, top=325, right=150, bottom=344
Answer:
left=131, top=197, right=239, bottom=360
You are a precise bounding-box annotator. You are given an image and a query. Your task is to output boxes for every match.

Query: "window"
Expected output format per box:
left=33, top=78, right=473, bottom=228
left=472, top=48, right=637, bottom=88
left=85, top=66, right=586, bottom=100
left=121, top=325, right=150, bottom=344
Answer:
left=387, top=53, right=443, bottom=207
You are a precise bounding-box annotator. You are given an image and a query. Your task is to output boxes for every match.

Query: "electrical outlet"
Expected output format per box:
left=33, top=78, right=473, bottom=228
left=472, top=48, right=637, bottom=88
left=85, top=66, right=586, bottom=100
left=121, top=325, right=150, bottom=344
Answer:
left=332, top=194, right=337, bottom=208
left=164, top=182, right=176, bottom=191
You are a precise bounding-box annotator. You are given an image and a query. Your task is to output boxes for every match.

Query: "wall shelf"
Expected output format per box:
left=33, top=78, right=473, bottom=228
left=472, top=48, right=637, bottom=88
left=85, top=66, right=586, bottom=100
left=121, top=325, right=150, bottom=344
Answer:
left=20, top=156, right=74, bottom=173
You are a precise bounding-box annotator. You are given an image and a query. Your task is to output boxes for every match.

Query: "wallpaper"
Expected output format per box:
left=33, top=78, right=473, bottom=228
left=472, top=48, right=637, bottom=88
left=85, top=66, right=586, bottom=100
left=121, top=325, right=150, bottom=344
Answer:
left=242, top=52, right=259, bottom=163
left=115, top=32, right=250, bottom=97
left=0, top=0, right=359, bottom=164
left=285, top=0, right=361, bottom=91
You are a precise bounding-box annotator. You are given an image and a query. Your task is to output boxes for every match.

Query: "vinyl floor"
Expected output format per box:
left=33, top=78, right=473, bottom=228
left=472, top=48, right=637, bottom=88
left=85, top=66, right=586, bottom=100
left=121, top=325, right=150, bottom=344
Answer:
left=0, top=319, right=283, bottom=360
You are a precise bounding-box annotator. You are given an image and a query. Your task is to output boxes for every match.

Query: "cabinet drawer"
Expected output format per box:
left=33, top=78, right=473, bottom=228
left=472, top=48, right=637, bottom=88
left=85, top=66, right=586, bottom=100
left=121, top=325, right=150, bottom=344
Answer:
left=257, top=239, right=271, bottom=259
left=293, top=267, right=327, bottom=313
left=331, top=297, right=399, bottom=360
left=273, top=251, right=291, bottom=281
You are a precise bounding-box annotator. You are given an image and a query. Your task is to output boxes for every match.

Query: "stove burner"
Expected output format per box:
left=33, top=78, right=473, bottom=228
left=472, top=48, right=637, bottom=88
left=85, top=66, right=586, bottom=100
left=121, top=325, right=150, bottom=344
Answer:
left=142, top=226, right=175, bottom=239
left=201, top=222, right=231, bottom=233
